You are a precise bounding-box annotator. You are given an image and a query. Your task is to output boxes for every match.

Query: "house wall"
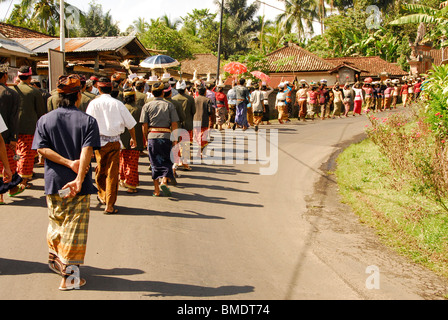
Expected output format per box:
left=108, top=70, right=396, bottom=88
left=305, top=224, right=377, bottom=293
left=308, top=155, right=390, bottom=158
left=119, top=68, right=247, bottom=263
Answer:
left=273, top=72, right=338, bottom=86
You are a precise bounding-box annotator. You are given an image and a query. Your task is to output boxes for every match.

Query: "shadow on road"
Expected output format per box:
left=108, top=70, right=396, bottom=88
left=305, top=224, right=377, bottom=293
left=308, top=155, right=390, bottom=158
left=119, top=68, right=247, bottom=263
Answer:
left=0, top=258, right=254, bottom=298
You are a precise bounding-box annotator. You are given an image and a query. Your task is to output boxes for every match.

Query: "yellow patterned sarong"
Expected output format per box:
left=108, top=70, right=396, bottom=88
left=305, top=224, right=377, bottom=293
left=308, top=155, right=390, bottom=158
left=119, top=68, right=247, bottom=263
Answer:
left=46, top=195, right=90, bottom=267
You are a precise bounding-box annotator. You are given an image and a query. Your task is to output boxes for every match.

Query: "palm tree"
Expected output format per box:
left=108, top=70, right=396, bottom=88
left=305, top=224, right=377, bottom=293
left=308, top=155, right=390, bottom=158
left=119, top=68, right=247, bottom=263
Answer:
left=4, top=0, right=84, bottom=36
left=277, top=0, right=319, bottom=42
left=214, top=0, right=261, bottom=58
left=132, top=17, right=149, bottom=34
left=160, top=14, right=181, bottom=30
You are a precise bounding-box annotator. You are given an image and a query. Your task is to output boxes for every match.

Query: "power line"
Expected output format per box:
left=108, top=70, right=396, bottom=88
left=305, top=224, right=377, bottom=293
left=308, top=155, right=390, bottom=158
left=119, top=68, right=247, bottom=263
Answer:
left=254, top=0, right=322, bottom=24
left=3, top=0, right=15, bottom=21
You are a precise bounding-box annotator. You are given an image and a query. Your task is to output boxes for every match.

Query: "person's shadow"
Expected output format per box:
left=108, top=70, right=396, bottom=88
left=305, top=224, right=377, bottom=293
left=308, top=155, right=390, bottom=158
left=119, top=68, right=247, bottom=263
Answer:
left=0, top=258, right=254, bottom=298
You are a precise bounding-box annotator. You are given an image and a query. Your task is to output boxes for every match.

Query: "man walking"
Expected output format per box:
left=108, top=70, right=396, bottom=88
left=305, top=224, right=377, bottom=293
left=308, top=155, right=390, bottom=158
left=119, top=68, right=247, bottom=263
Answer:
left=12, top=65, right=46, bottom=190
left=32, top=74, right=101, bottom=291
left=0, top=63, right=21, bottom=204
left=140, top=81, right=179, bottom=197
left=86, top=77, right=137, bottom=215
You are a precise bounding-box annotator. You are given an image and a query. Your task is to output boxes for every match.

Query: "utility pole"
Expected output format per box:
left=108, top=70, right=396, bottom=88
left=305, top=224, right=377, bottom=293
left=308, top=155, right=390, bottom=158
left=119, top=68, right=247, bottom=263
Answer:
left=60, top=0, right=65, bottom=53
left=216, top=0, right=224, bottom=83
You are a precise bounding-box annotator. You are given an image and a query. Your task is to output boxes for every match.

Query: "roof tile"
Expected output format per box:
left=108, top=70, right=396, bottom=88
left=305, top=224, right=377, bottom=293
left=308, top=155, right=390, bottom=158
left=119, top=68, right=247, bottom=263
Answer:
left=266, top=43, right=335, bottom=73
left=324, top=56, right=408, bottom=77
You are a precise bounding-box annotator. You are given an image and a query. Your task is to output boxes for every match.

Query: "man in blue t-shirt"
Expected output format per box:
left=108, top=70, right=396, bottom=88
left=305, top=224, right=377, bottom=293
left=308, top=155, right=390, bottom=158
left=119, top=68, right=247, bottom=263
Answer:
left=32, top=74, right=101, bottom=291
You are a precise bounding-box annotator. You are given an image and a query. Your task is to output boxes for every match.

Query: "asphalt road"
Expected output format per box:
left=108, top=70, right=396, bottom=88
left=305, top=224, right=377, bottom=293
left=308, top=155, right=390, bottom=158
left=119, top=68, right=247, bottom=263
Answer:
left=0, top=112, right=447, bottom=300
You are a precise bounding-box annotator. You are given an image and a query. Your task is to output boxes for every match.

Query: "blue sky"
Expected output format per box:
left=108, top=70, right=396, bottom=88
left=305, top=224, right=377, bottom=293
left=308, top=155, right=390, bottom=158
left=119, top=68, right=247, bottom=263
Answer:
left=0, top=0, right=286, bottom=32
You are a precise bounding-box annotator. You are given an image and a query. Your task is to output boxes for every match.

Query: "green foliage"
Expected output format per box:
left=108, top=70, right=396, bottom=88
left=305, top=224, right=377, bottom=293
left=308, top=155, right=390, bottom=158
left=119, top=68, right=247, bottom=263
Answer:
left=422, top=64, right=448, bottom=139
left=79, top=1, right=119, bottom=37
left=139, top=20, right=194, bottom=61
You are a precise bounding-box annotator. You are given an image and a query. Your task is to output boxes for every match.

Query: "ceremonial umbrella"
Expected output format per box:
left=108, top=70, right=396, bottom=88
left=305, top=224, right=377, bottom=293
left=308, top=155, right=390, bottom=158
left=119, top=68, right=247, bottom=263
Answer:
left=140, top=55, right=180, bottom=69
left=223, top=62, right=247, bottom=75
left=250, top=71, right=270, bottom=82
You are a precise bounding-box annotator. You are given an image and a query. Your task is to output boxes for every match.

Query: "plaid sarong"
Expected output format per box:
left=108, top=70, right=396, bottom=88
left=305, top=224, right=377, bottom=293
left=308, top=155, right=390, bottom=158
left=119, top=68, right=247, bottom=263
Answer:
left=46, top=194, right=90, bottom=266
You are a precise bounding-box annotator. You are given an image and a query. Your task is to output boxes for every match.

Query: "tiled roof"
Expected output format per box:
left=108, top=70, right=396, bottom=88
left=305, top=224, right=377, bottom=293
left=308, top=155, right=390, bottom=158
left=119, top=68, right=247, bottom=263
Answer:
left=0, top=22, right=54, bottom=39
left=266, top=43, right=335, bottom=73
left=324, top=56, right=408, bottom=77
left=181, top=53, right=218, bottom=76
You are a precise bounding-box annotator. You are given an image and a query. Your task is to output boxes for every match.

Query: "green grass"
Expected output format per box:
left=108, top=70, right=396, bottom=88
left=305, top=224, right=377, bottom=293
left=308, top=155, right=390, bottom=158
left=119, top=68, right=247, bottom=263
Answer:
left=335, top=139, right=448, bottom=279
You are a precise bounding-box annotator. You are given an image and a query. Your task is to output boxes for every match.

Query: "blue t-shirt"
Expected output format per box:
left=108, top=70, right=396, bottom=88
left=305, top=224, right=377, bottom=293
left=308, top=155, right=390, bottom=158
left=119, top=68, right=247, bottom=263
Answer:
left=32, top=106, right=101, bottom=195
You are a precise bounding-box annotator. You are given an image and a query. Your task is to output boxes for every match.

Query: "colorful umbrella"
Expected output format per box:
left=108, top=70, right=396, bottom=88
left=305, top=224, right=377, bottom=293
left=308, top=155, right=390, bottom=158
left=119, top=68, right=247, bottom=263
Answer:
left=224, top=62, right=247, bottom=75
left=140, top=55, right=180, bottom=69
left=250, top=71, right=270, bottom=82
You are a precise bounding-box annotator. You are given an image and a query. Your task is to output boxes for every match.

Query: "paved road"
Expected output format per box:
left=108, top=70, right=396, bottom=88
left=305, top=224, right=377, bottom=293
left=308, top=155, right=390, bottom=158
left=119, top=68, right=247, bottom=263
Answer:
left=1, top=112, right=447, bottom=300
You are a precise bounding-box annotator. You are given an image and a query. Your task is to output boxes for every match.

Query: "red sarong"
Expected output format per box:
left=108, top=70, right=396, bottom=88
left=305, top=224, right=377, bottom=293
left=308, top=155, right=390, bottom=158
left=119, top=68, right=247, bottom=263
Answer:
left=17, top=134, right=36, bottom=179
left=119, top=149, right=140, bottom=189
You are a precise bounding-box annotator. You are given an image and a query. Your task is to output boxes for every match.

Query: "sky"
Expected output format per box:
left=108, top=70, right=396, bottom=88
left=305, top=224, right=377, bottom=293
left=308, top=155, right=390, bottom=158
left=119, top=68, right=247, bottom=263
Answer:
left=0, top=0, right=287, bottom=32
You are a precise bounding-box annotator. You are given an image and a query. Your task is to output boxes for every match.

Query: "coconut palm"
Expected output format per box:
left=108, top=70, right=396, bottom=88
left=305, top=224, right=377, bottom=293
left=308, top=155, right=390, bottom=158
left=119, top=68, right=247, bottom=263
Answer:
left=160, top=14, right=181, bottom=30
left=276, top=0, right=319, bottom=42
left=132, top=17, right=149, bottom=34
left=5, top=0, right=84, bottom=36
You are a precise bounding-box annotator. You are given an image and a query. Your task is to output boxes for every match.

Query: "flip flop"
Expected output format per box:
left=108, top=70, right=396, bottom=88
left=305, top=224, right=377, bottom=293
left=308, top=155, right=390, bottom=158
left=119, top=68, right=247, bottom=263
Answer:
left=152, top=193, right=161, bottom=197
left=97, top=196, right=105, bottom=205
left=8, top=185, right=25, bottom=197
left=48, top=262, right=62, bottom=276
left=159, top=184, right=172, bottom=197
left=104, top=208, right=119, bottom=215
left=0, top=201, right=5, bottom=205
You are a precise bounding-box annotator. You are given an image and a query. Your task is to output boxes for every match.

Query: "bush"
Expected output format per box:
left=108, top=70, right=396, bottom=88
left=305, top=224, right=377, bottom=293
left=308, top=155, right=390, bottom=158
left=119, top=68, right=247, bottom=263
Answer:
left=366, top=104, right=448, bottom=212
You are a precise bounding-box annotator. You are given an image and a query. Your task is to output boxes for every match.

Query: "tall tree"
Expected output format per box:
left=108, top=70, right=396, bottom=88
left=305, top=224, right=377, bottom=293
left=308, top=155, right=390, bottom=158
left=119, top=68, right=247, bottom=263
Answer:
left=214, top=0, right=261, bottom=59
left=5, top=0, right=84, bottom=36
left=160, top=14, right=181, bottom=30
left=276, top=0, right=319, bottom=42
left=79, top=1, right=119, bottom=37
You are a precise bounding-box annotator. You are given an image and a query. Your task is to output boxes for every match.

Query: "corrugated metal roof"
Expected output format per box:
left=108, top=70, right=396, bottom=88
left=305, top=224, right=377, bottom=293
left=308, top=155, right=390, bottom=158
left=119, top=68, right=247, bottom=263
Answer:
left=12, top=36, right=147, bottom=55
left=0, top=38, right=34, bottom=56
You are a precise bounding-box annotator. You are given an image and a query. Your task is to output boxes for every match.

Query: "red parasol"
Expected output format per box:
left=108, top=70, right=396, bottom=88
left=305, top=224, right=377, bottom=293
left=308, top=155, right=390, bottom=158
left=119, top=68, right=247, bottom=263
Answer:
left=250, top=71, right=270, bottom=82
left=224, top=62, right=248, bottom=75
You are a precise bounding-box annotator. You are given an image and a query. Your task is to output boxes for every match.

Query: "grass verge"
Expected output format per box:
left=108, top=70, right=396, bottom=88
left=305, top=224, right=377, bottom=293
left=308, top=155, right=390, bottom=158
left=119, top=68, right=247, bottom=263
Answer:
left=335, top=138, right=448, bottom=279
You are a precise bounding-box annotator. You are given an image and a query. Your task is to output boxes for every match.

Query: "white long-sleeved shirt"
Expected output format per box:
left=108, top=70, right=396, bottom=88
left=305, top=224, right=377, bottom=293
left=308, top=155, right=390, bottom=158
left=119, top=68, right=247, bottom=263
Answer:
left=86, top=94, right=136, bottom=146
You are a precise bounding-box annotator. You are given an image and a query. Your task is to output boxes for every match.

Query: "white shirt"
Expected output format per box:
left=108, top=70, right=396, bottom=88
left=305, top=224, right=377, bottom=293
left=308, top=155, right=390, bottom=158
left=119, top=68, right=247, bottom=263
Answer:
left=250, top=90, right=264, bottom=112
left=276, top=91, right=287, bottom=106
left=0, top=114, right=7, bottom=134
left=86, top=94, right=136, bottom=146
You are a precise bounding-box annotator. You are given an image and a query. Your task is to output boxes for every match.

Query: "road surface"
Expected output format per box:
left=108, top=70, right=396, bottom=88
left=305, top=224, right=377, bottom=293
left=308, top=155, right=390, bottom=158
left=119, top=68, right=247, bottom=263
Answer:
left=0, top=112, right=447, bottom=300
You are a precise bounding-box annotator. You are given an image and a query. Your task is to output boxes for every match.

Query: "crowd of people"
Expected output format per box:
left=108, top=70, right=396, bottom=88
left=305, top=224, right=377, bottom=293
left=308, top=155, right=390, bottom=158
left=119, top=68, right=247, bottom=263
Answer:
left=275, top=76, right=424, bottom=123
left=0, top=62, right=424, bottom=291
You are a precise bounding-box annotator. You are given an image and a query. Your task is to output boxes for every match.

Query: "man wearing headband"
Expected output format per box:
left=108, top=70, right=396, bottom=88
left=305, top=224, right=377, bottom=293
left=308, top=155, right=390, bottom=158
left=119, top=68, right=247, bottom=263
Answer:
left=86, top=77, right=137, bottom=215
left=0, top=63, right=22, bottom=204
left=172, top=80, right=195, bottom=171
left=140, top=81, right=179, bottom=197
left=32, top=74, right=101, bottom=291
left=12, top=65, right=46, bottom=191
left=119, top=88, right=144, bottom=194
